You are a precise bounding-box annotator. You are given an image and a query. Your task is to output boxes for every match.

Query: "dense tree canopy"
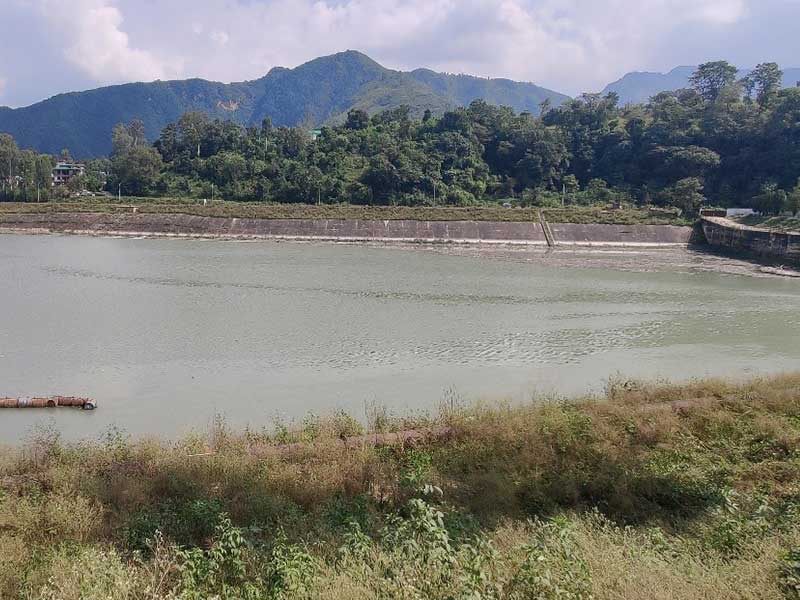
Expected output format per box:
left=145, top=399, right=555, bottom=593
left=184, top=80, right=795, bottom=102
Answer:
left=2, top=61, right=799, bottom=215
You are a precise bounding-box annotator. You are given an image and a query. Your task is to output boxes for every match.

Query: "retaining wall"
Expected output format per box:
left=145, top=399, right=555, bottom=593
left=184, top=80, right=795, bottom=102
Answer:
left=0, top=212, right=693, bottom=246
left=701, top=216, right=800, bottom=264
left=549, top=223, right=692, bottom=246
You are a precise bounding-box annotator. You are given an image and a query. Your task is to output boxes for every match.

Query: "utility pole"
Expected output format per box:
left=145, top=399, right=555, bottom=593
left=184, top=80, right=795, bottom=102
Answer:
left=562, top=183, right=566, bottom=207
left=433, top=181, right=437, bottom=204
left=118, top=183, right=122, bottom=202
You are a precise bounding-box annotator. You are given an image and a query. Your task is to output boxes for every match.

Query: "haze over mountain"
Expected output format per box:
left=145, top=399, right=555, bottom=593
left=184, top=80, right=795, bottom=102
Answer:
left=603, top=66, right=800, bottom=105
left=0, top=51, right=568, bottom=158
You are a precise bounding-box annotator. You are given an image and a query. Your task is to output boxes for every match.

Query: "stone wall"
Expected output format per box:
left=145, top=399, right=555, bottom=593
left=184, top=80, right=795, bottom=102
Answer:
left=0, top=212, right=693, bottom=247
left=701, top=217, right=800, bottom=264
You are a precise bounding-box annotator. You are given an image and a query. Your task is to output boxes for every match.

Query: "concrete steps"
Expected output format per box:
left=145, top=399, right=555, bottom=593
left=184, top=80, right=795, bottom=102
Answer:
left=538, top=210, right=556, bottom=247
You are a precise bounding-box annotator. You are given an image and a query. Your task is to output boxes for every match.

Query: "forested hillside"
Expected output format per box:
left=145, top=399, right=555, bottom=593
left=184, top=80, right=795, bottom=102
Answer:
left=2, top=61, right=798, bottom=214
left=0, top=51, right=567, bottom=157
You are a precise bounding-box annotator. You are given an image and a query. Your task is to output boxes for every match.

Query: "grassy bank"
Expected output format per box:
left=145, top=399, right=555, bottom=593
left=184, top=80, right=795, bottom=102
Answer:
left=734, top=215, right=800, bottom=234
left=2, top=373, right=799, bottom=599
left=0, top=199, right=691, bottom=226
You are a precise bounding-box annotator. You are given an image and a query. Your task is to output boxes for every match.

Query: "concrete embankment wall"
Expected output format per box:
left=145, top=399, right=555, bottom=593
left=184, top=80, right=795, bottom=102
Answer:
left=702, top=217, right=800, bottom=264
left=549, top=223, right=692, bottom=246
left=0, top=212, right=693, bottom=246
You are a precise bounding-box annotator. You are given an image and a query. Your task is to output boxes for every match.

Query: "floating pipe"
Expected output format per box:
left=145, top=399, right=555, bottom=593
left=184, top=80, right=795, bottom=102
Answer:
left=0, top=396, right=97, bottom=410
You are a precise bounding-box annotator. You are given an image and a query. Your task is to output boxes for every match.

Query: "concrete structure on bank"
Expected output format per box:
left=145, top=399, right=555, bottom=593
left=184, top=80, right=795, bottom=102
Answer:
left=702, top=216, right=800, bottom=264
left=0, top=212, right=694, bottom=246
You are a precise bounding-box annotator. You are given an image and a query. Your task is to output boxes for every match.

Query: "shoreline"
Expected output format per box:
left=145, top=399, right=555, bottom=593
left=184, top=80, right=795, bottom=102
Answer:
left=0, top=211, right=694, bottom=248
left=0, top=226, right=693, bottom=247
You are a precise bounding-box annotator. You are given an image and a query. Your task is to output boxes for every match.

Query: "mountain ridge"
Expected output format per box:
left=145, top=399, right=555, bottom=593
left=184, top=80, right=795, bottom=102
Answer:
left=0, top=50, right=568, bottom=157
left=603, top=65, right=800, bottom=104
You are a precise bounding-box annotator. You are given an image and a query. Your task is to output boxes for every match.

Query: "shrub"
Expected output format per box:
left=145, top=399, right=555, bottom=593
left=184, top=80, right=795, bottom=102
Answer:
left=779, top=548, right=800, bottom=598
left=30, top=545, right=140, bottom=600
left=507, top=518, right=593, bottom=599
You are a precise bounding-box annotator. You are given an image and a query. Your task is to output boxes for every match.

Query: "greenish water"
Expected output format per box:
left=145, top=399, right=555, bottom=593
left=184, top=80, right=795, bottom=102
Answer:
left=1, top=234, right=799, bottom=443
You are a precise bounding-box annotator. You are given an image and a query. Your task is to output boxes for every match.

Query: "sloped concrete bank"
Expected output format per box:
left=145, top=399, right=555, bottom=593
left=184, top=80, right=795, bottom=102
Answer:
left=702, top=216, right=800, bottom=264
left=549, top=222, right=692, bottom=246
left=0, top=212, right=693, bottom=246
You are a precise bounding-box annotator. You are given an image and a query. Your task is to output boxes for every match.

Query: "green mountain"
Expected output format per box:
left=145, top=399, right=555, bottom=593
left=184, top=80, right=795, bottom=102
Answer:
left=603, top=66, right=800, bottom=104
left=408, top=69, right=561, bottom=114
left=0, top=51, right=569, bottom=158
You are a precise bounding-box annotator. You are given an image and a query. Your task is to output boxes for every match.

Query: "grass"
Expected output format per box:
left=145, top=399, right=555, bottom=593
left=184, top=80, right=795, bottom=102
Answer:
left=2, top=372, right=799, bottom=598
left=543, top=206, right=691, bottom=226
left=734, top=215, right=800, bottom=234
left=0, top=198, right=691, bottom=225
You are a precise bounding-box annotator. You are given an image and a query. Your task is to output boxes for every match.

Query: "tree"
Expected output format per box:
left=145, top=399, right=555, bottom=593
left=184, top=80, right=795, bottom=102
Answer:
left=659, top=177, right=706, bottom=216
left=112, top=124, right=133, bottom=156
left=205, top=151, right=247, bottom=187
left=786, top=180, right=800, bottom=215
left=743, top=62, right=783, bottom=107
left=651, top=145, right=721, bottom=181
left=345, top=109, right=369, bottom=130
left=586, top=178, right=614, bottom=203
left=84, top=158, right=110, bottom=192
left=66, top=174, right=86, bottom=194
left=34, top=155, right=54, bottom=191
left=178, top=112, right=210, bottom=157
left=0, top=133, right=18, bottom=182
left=690, top=61, right=738, bottom=102
left=751, top=182, right=787, bottom=215
left=112, top=145, right=163, bottom=196
left=84, top=80, right=800, bottom=212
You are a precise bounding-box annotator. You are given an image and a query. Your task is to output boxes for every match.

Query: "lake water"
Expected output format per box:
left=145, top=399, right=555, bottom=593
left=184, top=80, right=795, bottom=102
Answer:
left=1, top=233, right=799, bottom=443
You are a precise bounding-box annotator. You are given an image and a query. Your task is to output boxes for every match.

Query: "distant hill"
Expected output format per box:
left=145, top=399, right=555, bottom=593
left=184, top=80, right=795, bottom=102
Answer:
left=603, top=66, right=800, bottom=104
left=0, top=51, right=569, bottom=158
left=408, top=69, right=562, bottom=115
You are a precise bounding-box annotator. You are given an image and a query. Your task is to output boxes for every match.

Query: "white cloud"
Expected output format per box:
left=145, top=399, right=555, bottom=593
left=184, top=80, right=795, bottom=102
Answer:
left=110, top=0, right=752, bottom=94
left=34, top=0, right=180, bottom=83
left=210, top=30, right=230, bottom=47
left=1, top=0, right=788, bottom=106
left=689, top=0, right=748, bottom=24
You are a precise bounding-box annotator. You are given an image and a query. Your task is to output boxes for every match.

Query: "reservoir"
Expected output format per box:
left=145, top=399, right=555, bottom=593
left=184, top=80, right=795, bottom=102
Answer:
left=1, top=233, right=799, bottom=443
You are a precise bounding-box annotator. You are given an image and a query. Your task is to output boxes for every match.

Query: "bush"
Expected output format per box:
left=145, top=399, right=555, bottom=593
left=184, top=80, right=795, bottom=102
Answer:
left=780, top=548, right=800, bottom=599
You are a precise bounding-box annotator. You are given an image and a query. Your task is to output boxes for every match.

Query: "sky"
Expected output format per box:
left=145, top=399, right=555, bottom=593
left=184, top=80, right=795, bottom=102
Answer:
left=0, top=0, right=798, bottom=108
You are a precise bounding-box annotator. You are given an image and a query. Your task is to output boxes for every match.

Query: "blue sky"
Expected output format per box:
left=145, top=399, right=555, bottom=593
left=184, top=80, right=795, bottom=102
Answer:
left=1, top=0, right=798, bottom=108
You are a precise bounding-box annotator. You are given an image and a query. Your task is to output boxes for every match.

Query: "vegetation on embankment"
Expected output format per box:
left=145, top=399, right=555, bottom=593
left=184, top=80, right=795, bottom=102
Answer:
left=2, top=374, right=800, bottom=598
left=0, top=199, right=692, bottom=226
left=735, top=215, right=800, bottom=234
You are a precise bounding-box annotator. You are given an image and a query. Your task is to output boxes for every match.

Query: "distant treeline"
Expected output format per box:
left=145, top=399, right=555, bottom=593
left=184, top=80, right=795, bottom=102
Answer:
left=2, top=61, right=799, bottom=215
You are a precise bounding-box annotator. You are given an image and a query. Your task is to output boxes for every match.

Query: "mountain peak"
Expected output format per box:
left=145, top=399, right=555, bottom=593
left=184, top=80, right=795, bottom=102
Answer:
left=0, top=51, right=569, bottom=157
